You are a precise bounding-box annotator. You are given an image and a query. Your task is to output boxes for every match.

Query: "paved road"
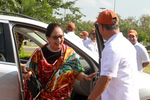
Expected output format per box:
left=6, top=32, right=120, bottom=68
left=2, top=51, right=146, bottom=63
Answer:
left=23, top=41, right=38, bottom=51
left=24, top=46, right=38, bottom=51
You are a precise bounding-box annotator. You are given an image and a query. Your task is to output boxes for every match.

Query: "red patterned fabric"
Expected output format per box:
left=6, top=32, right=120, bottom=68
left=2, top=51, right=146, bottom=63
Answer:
left=24, top=44, right=84, bottom=100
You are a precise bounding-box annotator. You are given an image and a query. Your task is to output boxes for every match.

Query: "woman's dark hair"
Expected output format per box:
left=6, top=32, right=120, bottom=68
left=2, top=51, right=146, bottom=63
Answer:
left=46, top=23, right=64, bottom=37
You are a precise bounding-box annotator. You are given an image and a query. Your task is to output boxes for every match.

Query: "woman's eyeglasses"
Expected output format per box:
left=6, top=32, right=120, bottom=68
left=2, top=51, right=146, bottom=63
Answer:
left=50, top=35, right=64, bottom=40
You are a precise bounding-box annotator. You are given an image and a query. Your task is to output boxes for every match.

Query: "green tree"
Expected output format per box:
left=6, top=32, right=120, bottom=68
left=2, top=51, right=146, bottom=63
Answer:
left=0, top=0, right=54, bottom=49
left=0, top=0, right=85, bottom=48
left=62, top=13, right=82, bottom=32
left=76, top=21, right=94, bottom=37
left=119, top=16, right=139, bottom=37
left=61, top=13, right=94, bottom=37
left=0, top=0, right=85, bottom=24
left=138, top=32, right=149, bottom=43
left=119, top=14, right=149, bottom=43
left=138, top=14, right=150, bottom=43
left=0, top=0, right=53, bottom=23
left=119, top=15, right=131, bottom=37
left=139, top=14, right=150, bottom=33
left=46, top=0, right=84, bottom=16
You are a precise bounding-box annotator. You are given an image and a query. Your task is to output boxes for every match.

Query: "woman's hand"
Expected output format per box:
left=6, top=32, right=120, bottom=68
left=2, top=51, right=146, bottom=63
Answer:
left=76, top=72, right=99, bottom=81
left=20, top=63, right=26, bottom=72
left=24, top=71, right=32, bottom=80
left=83, top=72, right=99, bottom=81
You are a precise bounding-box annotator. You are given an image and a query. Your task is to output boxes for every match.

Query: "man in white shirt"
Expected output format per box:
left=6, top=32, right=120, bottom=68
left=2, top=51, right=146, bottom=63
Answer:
left=128, top=29, right=150, bottom=71
left=66, top=22, right=83, bottom=45
left=80, top=31, right=89, bottom=41
left=83, top=29, right=98, bottom=55
left=88, top=10, right=139, bottom=100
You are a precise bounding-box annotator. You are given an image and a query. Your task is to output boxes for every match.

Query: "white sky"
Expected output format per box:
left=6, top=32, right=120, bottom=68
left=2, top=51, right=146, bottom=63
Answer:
left=58, top=0, right=150, bottom=22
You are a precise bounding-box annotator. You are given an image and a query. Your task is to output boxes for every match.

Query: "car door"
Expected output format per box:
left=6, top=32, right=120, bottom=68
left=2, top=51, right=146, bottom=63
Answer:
left=12, top=22, right=100, bottom=98
left=0, top=20, right=24, bottom=100
left=63, top=33, right=102, bottom=99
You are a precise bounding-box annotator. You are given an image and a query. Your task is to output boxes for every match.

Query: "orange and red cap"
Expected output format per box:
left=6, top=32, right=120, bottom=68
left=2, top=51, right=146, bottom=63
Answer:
left=90, top=29, right=95, bottom=34
left=93, top=10, right=119, bottom=25
left=79, top=33, right=84, bottom=35
left=80, top=31, right=89, bottom=36
left=66, top=23, right=75, bottom=29
left=128, top=30, right=137, bottom=36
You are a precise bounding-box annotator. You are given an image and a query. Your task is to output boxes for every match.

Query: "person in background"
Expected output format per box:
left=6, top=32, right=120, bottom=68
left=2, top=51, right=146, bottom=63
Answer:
left=83, top=29, right=98, bottom=55
left=23, top=23, right=98, bottom=100
left=80, top=31, right=89, bottom=41
left=66, top=22, right=83, bottom=45
left=128, top=29, right=150, bottom=71
left=88, top=10, right=139, bottom=100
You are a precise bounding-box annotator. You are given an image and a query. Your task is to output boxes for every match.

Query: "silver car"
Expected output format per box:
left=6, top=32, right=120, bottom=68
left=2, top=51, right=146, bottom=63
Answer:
left=0, top=12, right=150, bottom=100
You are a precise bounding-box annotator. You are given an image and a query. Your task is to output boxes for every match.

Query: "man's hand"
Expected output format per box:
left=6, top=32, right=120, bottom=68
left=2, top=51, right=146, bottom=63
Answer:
left=88, top=75, right=112, bottom=100
left=84, top=72, right=99, bottom=81
left=76, top=72, right=99, bottom=81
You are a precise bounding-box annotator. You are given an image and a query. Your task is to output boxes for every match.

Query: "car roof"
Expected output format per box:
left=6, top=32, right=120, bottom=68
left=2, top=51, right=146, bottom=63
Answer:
left=0, top=14, right=48, bottom=28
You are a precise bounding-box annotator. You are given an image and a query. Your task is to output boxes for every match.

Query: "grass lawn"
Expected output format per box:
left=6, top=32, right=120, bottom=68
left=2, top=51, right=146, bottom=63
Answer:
left=24, top=51, right=33, bottom=56
left=19, top=51, right=33, bottom=60
left=143, top=64, right=150, bottom=74
left=143, top=50, right=150, bottom=74
left=148, top=50, right=150, bottom=53
left=19, top=45, right=37, bottom=59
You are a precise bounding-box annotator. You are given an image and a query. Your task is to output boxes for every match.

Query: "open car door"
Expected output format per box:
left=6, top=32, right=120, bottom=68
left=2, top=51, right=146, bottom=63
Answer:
left=94, top=23, right=104, bottom=71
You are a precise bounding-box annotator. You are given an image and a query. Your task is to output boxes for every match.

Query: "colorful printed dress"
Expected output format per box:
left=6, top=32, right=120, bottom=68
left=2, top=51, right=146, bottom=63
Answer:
left=24, top=43, right=84, bottom=100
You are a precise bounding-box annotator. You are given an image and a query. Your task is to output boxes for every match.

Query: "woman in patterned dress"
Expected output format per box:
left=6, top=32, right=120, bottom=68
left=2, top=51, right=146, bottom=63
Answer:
left=24, top=23, right=98, bottom=100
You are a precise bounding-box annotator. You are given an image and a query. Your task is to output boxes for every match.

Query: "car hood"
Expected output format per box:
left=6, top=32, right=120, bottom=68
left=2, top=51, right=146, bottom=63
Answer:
left=137, top=71, right=150, bottom=89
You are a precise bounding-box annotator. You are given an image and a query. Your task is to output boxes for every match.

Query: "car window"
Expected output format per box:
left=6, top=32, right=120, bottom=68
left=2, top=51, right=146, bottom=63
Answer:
left=79, top=57, right=91, bottom=74
left=13, top=25, right=46, bottom=63
left=19, top=34, right=39, bottom=60
left=0, top=23, right=6, bottom=62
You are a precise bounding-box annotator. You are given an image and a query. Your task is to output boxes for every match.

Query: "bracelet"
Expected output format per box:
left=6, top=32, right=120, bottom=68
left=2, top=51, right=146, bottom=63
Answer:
left=83, top=74, right=87, bottom=81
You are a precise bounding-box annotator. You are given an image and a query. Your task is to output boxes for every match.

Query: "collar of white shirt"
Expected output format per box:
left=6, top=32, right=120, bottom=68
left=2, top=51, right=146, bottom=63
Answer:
left=104, top=32, right=123, bottom=46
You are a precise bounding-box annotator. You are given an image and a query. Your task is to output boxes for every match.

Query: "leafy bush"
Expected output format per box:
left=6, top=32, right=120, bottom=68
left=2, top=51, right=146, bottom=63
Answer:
left=19, top=45, right=31, bottom=60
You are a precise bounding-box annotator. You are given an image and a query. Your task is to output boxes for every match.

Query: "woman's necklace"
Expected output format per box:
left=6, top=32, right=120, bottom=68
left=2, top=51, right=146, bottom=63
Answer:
left=47, top=44, right=61, bottom=52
